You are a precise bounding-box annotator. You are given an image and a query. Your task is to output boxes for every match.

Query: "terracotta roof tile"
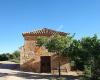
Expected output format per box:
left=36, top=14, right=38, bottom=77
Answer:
left=22, top=28, right=69, bottom=36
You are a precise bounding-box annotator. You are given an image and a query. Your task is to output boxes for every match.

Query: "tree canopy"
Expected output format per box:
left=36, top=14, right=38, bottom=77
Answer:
left=36, top=34, right=100, bottom=79
left=0, top=50, right=20, bottom=63
left=36, top=34, right=72, bottom=77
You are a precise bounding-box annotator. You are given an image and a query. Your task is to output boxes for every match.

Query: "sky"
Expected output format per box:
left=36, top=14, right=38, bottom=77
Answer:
left=0, top=0, right=100, bottom=53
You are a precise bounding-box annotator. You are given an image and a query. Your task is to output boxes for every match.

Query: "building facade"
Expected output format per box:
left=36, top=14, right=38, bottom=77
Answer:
left=20, top=28, right=71, bottom=73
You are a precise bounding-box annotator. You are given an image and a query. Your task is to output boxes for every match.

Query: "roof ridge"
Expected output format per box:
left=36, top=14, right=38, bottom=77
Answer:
left=22, top=28, right=68, bottom=36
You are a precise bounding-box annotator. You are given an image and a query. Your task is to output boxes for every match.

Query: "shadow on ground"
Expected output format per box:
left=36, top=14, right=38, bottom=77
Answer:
left=0, top=63, right=20, bottom=70
left=0, top=73, right=8, bottom=77
left=0, top=61, right=82, bottom=80
left=16, top=72, right=81, bottom=79
left=0, top=71, right=81, bottom=80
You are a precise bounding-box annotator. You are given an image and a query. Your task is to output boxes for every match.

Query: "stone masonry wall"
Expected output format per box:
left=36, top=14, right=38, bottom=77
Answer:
left=20, top=38, right=71, bottom=73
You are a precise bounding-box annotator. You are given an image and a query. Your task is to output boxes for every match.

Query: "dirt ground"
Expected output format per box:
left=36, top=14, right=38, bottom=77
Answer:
left=0, top=61, right=81, bottom=80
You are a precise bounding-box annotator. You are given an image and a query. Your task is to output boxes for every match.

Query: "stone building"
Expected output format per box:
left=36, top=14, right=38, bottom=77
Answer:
left=20, top=28, right=71, bottom=73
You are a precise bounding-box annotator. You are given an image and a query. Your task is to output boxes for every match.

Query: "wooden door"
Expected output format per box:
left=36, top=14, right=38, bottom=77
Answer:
left=40, top=56, right=51, bottom=73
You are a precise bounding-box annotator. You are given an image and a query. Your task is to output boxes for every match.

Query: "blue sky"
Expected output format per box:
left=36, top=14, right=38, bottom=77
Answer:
left=0, top=0, right=100, bottom=53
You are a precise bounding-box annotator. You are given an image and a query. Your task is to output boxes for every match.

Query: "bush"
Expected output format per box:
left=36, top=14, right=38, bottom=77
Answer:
left=0, top=50, right=20, bottom=63
left=0, top=53, right=10, bottom=61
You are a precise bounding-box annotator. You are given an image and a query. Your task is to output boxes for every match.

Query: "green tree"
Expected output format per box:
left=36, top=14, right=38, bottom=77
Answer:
left=64, top=39, right=85, bottom=70
left=80, top=35, right=100, bottom=79
left=0, top=51, right=20, bottom=63
left=36, top=36, right=48, bottom=46
left=12, top=50, right=20, bottom=60
left=36, top=34, right=100, bottom=79
left=68, top=35, right=100, bottom=79
left=37, top=34, right=72, bottom=77
left=0, top=53, right=9, bottom=61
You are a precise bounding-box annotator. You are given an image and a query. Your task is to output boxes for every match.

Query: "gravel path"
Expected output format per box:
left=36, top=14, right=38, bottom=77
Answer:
left=0, top=61, right=49, bottom=80
left=0, top=61, right=80, bottom=80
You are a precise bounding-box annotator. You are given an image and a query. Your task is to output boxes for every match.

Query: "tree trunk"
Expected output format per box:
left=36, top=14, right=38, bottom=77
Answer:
left=58, top=52, right=61, bottom=77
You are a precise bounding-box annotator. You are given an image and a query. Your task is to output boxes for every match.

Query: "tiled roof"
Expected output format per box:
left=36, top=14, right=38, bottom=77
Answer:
left=22, top=28, right=68, bottom=36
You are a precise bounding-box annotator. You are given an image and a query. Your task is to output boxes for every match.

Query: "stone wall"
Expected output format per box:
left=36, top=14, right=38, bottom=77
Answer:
left=20, top=38, right=71, bottom=73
